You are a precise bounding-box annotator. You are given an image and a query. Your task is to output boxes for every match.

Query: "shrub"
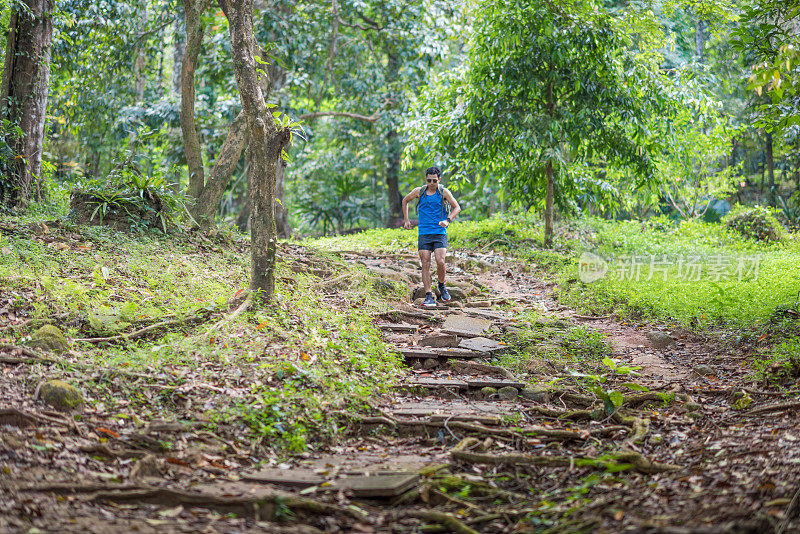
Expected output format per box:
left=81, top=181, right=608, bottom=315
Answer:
left=723, top=205, right=784, bottom=242
left=69, top=163, right=187, bottom=233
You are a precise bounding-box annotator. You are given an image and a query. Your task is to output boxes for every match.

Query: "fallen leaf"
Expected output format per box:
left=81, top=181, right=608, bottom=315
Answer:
left=95, top=427, right=120, bottom=439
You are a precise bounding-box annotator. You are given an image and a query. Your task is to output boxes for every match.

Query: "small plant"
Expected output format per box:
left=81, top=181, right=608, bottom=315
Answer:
left=568, top=357, right=646, bottom=414
left=70, top=158, right=189, bottom=233
left=776, top=192, right=800, bottom=232
left=723, top=205, right=784, bottom=242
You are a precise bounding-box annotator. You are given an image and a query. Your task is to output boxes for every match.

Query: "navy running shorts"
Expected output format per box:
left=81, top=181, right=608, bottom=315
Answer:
left=418, top=233, right=448, bottom=252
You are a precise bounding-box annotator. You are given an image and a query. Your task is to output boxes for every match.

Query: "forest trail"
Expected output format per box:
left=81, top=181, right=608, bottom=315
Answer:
left=1, top=245, right=799, bottom=533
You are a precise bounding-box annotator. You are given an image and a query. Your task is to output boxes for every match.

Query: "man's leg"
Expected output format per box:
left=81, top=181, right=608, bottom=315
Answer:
left=434, top=247, right=447, bottom=284
left=419, top=249, right=432, bottom=293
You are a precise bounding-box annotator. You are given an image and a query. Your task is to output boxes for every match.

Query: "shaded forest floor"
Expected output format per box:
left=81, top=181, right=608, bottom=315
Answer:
left=0, top=219, right=799, bottom=533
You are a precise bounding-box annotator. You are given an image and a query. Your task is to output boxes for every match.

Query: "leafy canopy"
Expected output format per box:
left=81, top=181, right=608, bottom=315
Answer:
left=405, top=0, right=676, bottom=212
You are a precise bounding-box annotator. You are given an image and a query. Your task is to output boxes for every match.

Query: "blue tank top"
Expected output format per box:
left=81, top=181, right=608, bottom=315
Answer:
left=418, top=188, right=446, bottom=235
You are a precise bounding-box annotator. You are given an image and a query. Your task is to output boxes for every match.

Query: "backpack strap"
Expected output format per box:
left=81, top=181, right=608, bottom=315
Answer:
left=417, top=184, right=450, bottom=221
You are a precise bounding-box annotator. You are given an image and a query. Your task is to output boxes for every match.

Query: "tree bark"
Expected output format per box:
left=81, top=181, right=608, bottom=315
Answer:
left=180, top=0, right=247, bottom=227
left=0, top=0, right=53, bottom=209
left=180, top=0, right=207, bottom=203
left=218, top=0, right=291, bottom=302
left=384, top=52, right=402, bottom=227
left=543, top=81, right=555, bottom=247
left=133, top=2, right=148, bottom=102
left=695, top=18, right=705, bottom=63
left=194, top=111, right=247, bottom=225
left=172, top=4, right=186, bottom=98
left=766, top=132, right=776, bottom=206
left=544, top=161, right=554, bottom=247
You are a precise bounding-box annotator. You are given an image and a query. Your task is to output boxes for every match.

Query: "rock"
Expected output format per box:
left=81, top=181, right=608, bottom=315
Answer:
left=684, top=402, right=702, bottom=412
left=419, top=334, right=460, bottom=348
left=520, top=386, right=549, bottom=402
left=26, top=325, right=69, bottom=354
left=372, top=279, right=395, bottom=293
left=130, top=454, right=161, bottom=480
left=480, top=387, right=497, bottom=399
left=692, top=365, right=714, bottom=376
left=39, top=380, right=83, bottom=411
left=650, top=433, right=664, bottom=444
left=498, top=386, right=518, bottom=400
left=469, top=301, right=491, bottom=308
left=422, top=358, right=439, bottom=370
left=646, top=331, right=674, bottom=350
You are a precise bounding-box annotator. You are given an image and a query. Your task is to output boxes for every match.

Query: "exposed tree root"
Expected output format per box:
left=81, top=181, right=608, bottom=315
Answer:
left=624, top=417, right=650, bottom=447
left=0, top=408, right=73, bottom=428
left=527, top=406, right=594, bottom=420
left=451, top=449, right=680, bottom=475
left=75, top=310, right=214, bottom=344
left=745, top=400, right=800, bottom=416
left=86, top=485, right=362, bottom=523
left=79, top=444, right=148, bottom=459
left=449, top=360, right=517, bottom=379
left=400, top=509, right=481, bottom=534
left=336, top=410, right=397, bottom=428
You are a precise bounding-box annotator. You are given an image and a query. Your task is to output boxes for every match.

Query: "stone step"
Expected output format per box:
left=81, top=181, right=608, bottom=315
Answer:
left=407, top=377, right=469, bottom=389
left=440, top=315, right=493, bottom=338
left=459, top=336, right=506, bottom=354
left=465, top=378, right=526, bottom=389
left=397, top=347, right=484, bottom=360
left=377, top=322, right=419, bottom=333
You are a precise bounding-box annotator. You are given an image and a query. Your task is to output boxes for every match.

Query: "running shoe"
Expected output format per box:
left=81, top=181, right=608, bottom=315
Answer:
left=438, top=282, right=451, bottom=302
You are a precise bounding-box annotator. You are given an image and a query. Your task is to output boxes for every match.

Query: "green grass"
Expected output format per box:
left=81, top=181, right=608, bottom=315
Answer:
left=309, top=213, right=545, bottom=252
left=557, top=218, right=800, bottom=331
left=0, top=214, right=405, bottom=451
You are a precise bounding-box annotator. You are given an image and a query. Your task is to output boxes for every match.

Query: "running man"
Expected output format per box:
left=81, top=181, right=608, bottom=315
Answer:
left=402, top=166, right=461, bottom=307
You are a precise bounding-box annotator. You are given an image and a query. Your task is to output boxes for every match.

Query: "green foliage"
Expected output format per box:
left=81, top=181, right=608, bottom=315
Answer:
left=723, top=205, right=785, bottom=242
left=71, top=158, right=189, bottom=233
left=656, top=102, right=737, bottom=219
left=405, top=0, right=675, bottom=215
left=751, top=337, right=800, bottom=385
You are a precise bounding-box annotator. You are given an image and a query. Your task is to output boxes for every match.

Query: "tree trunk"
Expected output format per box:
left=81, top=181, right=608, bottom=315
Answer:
left=543, top=81, right=555, bottom=247
left=766, top=132, right=776, bottom=206
left=219, top=0, right=291, bottom=302
left=695, top=18, right=705, bottom=63
left=180, top=0, right=247, bottom=227
left=544, top=161, right=554, bottom=247
left=0, top=0, right=53, bottom=209
left=180, top=0, right=207, bottom=202
left=193, top=111, right=247, bottom=226
left=133, top=2, right=148, bottom=102
left=172, top=4, right=186, bottom=98
left=384, top=52, right=402, bottom=227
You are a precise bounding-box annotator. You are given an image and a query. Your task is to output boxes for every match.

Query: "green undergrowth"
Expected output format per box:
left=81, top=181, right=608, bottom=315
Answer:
left=0, top=215, right=405, bottom=451
left=309, top=213, right=544, bottom=252
left=556, top=218, right=800, bottom=332
left=496, top=310, right=612, bottom=378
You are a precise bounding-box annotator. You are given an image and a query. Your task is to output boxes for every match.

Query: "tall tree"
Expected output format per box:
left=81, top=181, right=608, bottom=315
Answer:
left=407, top=0, right=673, bottom=245
left=218, top=0, right=291, bottom=301
left=0, top=0, right=54, bottom=208
left=180, top=0, right=247, bottom=227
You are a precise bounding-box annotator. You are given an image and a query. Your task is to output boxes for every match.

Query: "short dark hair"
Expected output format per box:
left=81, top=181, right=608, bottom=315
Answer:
left=425, top=166, right=441, bottom=178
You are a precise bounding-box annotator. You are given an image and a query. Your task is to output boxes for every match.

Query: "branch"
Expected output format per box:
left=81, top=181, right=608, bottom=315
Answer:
left=297, top=110, right=382, bottom=123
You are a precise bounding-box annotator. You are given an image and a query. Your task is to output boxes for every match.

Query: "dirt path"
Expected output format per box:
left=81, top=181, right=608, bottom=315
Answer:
left=1, top=247, right=799, bottom=533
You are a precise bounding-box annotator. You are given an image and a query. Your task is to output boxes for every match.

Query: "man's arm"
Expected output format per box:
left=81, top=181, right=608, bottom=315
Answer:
left=401, top=188, right=421, bottom=230
left=442, top=188, right=461, bottom=224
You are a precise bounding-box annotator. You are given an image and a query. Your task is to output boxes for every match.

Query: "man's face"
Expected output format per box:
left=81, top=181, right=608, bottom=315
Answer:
left=426, top=174, right=439, bottom=188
